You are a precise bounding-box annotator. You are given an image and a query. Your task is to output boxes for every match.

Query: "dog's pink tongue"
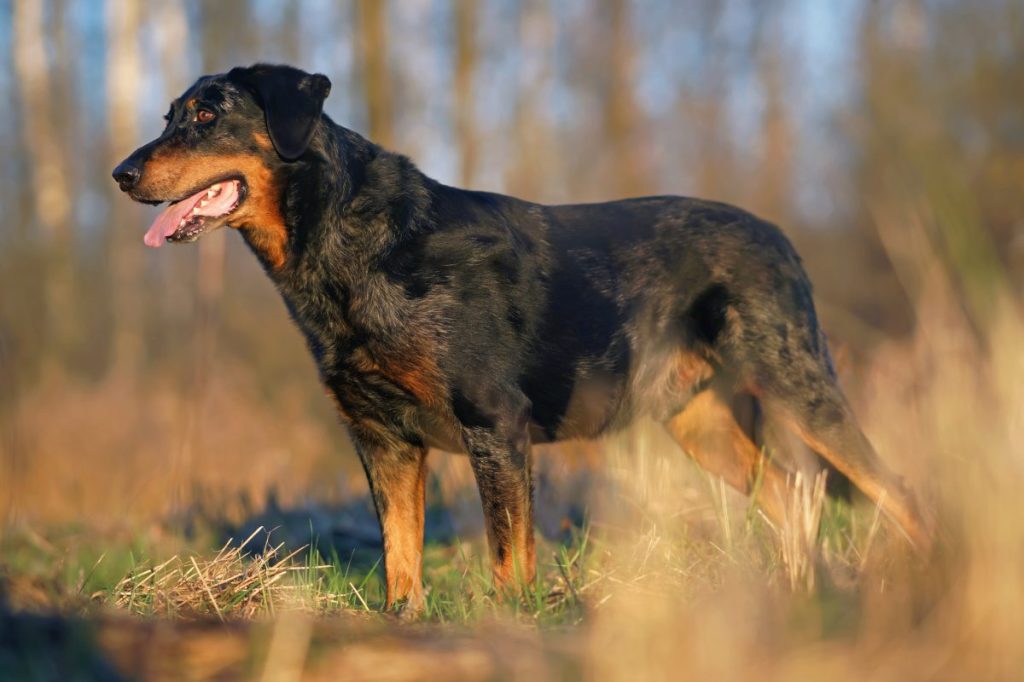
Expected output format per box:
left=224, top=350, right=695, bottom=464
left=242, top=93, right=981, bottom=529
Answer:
left=144, top=190, right=205, bottom=248
left=142, top=182, right=239, bottom=248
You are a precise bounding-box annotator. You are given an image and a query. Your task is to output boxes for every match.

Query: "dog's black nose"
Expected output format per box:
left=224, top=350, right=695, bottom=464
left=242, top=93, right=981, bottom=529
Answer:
left=112, top=161, right=141, bottom=191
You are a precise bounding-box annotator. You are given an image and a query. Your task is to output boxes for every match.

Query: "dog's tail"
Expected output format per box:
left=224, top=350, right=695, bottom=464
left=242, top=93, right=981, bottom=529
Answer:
left=763, top=381, right=931, bottom=551
left=736, top=287, right=933, bottom=551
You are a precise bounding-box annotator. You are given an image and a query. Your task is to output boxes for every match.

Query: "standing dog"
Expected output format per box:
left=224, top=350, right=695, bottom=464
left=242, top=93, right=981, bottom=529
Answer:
left=113, top=64, right=931, bottom=612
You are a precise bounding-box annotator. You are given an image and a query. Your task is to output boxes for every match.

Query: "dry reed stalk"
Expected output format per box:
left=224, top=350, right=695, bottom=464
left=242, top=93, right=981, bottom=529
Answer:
left=778, top=470, right=828, bottom=592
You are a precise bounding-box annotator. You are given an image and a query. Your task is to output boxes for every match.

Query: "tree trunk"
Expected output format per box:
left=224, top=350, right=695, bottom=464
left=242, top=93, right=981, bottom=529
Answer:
left=13, top=0, right=74, bottom=368
left=453, top=0, right=479, bottom=187
left=105, top=0, right=144, bottom=377
left=602, top=0, right=645, bottom=197
left=755, top=46, right=793, bottom=223
left=355, top=0, right=395, bottom=147
left=505, top=0, right=558, bottom=201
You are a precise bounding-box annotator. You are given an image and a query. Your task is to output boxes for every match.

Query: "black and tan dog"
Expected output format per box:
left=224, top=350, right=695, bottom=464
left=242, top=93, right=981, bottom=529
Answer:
left=113, top=64, right=931, bottom=611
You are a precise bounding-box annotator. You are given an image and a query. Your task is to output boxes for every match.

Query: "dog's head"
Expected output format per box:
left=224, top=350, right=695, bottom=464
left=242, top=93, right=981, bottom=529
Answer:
left=112, top=64, right=331, bottom=256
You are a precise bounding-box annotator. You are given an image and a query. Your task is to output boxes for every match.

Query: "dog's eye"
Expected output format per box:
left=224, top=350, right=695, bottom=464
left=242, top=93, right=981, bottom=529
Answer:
left=195, top=108, right=216, bottom=124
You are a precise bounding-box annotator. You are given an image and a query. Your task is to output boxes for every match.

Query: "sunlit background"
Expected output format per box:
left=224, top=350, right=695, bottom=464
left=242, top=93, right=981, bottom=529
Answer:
left=1, top=2, right=1023, bottom=678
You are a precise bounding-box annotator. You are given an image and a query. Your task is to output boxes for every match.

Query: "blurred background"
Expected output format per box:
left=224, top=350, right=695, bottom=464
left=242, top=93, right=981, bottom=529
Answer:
left=1, top=0, right=1022, bottom=531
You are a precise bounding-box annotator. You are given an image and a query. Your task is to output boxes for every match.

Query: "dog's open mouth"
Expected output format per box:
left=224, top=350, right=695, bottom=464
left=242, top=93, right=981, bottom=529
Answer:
left=143, top=179, right=245, bottom=248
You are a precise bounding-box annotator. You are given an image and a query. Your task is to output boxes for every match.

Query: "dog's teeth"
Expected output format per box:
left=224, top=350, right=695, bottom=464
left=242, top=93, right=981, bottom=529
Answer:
left=211, top=183, right=221, bottom=191
left=200, top=199, right=209, bottom=208
left=206, top=189, right=216, bottom=198
left=178, top=219, right=186, bottom=227
left=192, top=207, right=200, bottom=215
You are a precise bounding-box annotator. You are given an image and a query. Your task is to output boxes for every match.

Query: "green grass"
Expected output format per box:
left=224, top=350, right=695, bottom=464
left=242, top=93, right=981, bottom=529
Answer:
left=0, top=525, right=161, bottom=612
left=289, top=525, right=595, bottom=625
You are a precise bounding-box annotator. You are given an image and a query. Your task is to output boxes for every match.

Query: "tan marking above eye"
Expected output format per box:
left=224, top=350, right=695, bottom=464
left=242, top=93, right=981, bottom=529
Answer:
left=252, top=132, right=273, bottom=151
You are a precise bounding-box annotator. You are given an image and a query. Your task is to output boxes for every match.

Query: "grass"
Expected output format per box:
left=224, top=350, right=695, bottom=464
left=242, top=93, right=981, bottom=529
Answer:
left=2, top=482, right=869, bottom=622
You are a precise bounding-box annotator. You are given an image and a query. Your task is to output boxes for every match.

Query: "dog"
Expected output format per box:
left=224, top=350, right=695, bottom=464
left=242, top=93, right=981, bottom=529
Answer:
left=113, top=63, right=931, bottom=612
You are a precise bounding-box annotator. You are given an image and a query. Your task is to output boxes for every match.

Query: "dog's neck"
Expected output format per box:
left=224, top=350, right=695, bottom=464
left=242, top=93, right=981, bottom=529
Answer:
left=243, top=116, right=436, bottom=366
left=243, top=117, right=430, bottom=273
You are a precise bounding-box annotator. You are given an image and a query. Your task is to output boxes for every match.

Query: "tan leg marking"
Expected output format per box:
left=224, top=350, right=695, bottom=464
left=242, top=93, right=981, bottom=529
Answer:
left=355, top=438, right=429, bottom=612
left=666, top=389, right=792, bottom=526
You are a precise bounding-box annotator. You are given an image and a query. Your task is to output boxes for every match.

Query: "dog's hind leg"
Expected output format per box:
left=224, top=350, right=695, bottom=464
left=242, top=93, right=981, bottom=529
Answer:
left=355, top=435, right=429, bottom=613
left=665, top=386, right=795, bottom=527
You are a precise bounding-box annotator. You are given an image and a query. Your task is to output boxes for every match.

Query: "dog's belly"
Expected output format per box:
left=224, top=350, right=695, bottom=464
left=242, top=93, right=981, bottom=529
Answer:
left=557, top=378, right=622, bottom=440
left=416, top=374, right=622, bottom=453
left=533, top=370, right=625, bottom=443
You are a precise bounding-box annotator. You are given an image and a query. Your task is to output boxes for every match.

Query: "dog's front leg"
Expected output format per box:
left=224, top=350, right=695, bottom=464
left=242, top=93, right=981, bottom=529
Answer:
left=354, top=434, right=428, bottom=613
left=459, top=398, right=536, bottom=590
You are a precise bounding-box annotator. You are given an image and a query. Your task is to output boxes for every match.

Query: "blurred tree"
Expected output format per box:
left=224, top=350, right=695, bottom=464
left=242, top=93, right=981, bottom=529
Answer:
left=680, top=1, right=733, bottom=202
left=279, top=1, right=301, bottom=65
left=155, top=0, right=189, bottom=94
left=753, top=16, right=793, bottom=224
left=106, top=0, right=143, bottom=376
left=854, top=0, right=1021, bottom=335
left=13, top=0, right=73, bottom=369
left=356, top=0, right=395, bottom=148
left=505, top=0, right=559, bottom=202
left=453, top=0, right=479, bottom=187
left=602, top=0, right=645, bottom=197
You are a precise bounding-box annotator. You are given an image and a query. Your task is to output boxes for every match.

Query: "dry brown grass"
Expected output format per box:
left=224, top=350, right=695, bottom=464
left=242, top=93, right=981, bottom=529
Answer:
left=111, top=527, right=334, bottom=620
left=778, top=470, right=829, bottom=592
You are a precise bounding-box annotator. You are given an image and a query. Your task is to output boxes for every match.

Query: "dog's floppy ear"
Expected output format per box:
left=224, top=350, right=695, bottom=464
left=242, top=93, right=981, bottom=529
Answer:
left=229, top=64, right=331, bottom=161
